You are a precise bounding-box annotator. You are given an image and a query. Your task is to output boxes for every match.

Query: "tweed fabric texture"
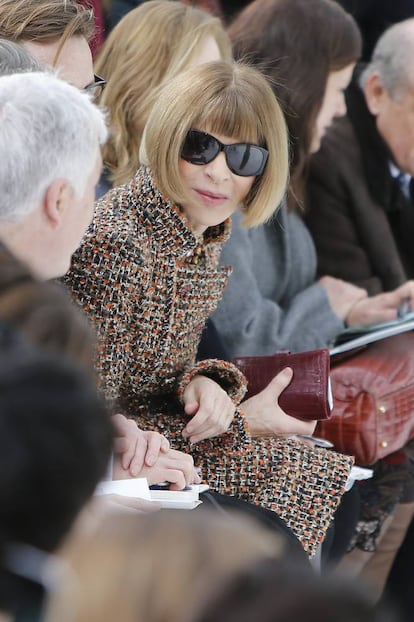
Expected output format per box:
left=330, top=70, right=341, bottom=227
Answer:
left=65, top=166, right=353, bottom=556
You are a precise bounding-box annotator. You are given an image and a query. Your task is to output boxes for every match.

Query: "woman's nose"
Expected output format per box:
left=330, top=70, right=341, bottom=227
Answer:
left=204, top=151, right=230, bottom=181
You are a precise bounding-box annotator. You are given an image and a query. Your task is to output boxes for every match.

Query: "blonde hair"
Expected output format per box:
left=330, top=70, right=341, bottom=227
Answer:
left=95, top=0, right=232, bottom=186
left=141, top=61, right=289, bottom=227
left=46, top=510, right=284, bottom=622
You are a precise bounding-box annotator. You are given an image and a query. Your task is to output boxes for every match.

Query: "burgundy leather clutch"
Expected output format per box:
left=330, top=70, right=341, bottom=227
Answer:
left=234, top=349, right=332, bottom=421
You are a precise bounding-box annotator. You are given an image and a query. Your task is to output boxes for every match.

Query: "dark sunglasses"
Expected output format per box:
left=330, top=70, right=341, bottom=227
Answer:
left=181, top=129, right=268, bottom=177
left=84, top=74, right=107, bottom=100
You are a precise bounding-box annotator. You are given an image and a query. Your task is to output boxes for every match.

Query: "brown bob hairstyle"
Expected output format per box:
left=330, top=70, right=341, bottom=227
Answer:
left=229, top=0, right=362, bottom=206
left=141, top=60, right=289, bottom=227
left=0, top=0, right=94, bottom=64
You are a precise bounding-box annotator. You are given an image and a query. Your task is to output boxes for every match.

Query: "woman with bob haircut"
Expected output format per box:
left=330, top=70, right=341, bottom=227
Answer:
left=95, top=0, right=232, bottom=191
left=65, top=60, right=353, bottom=557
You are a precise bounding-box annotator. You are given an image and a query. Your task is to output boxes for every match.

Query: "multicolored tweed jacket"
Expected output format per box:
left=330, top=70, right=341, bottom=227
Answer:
left=65, top=166, right=353, bottom=556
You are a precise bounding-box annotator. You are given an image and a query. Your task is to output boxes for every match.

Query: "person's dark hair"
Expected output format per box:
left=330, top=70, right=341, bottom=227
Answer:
left=229, top=0, right=362, bottom=207
left=0, top=324, right=113, bottom=554
left=0, top=38, right=44, bottom=74
left=0, top=0, right=95, bottom=64
left=194, top=557, right=401, bottom=622
left=0, top=246, right=96, bottom=374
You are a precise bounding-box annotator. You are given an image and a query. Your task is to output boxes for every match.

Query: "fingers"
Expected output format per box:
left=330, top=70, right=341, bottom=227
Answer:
left=183, top=391, right=234, bottom=443
left=264, top=367, right=293, bottom=395
left=160, top=436, right=170, bottom=453
left=111, top=414, right=172, bottom=477
left=113, top=436, right=129, bottom=454
left=111, top=415, right=146, bottom=473
left=111, top=413, right=132, bottom=437
left=142, top=431, right=167, bottom=468
left=182, top=375, right=235, bottom=443
left=142, top=450, right=197, bottom=490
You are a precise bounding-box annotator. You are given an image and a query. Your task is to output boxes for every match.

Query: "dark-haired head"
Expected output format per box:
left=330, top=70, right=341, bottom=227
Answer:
left=0, top=325, right=113, bottom=554
left=229, top=0, right=361, bottom=206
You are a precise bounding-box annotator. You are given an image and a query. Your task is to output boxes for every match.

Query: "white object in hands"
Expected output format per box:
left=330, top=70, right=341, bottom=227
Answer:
left=150, top=484, right=210, bottom=510
left=95, top=478, right=209, bottom=510
left=95, top=477, right=152, bottom=499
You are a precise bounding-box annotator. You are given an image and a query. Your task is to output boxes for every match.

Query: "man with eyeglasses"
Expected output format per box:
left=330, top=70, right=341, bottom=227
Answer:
left=0, top=0, right=102, bottom=93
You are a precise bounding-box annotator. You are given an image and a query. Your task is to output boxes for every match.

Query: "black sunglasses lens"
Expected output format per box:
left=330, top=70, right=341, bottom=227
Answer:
left=181, top=131, right=219, bottom=165
left=181, top=131, right=268, bottom=176
left=226, top=144, right=266, bottom=176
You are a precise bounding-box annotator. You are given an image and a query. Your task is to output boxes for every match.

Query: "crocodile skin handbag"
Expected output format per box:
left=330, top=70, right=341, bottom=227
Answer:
left=234, top=349, right=332, bottom=421
left=317, top=333, right=414, bottom=465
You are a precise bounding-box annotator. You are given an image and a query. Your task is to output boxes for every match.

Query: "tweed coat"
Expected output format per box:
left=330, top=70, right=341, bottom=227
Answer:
left=306, top=75, right=412, bottom=295
left=65, top=166, right=353, bottom=556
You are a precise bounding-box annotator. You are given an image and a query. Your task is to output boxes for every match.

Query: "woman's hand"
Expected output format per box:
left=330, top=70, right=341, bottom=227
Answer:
left=182, top=375, right=235, bottom=443
left=346, top=281, right=414, bottom=326
left=112, top=448, right=200, bottom=491
left=319, top=275, right=367, bottom=321
left=112, top=413, right=170, bottom=477
left=241, top=368, right=317, bottom=436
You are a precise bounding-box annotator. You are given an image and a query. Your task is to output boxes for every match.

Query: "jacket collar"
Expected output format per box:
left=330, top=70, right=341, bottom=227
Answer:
left=131, top=166, right=230, bottom=258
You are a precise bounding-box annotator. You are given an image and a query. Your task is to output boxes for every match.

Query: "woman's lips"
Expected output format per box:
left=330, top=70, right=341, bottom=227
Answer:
left=194, top=188, right=227, bottom=206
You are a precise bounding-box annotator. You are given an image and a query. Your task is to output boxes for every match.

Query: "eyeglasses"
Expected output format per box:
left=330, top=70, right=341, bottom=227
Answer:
left=181, top=129, right=268, bottom=177
left=84, top=74, right=107, bottom=100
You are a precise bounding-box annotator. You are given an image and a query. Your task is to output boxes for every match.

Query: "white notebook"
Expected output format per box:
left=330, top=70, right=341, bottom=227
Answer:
left=95, top=478, right=209, bottom=510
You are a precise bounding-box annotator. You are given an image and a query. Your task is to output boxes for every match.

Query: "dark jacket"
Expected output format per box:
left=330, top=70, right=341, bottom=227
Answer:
left=305, top=71, right=414, bottom=295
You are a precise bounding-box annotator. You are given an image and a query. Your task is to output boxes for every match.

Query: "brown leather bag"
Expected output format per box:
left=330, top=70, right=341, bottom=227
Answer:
left=316, top=333, right=414, bottom=465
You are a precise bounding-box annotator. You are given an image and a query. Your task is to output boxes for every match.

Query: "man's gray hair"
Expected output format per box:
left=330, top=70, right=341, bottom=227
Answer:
left=0, top=39, right=43, bottom=75
left=0, top=71, right=107, bottom=221
left=359, top=19, right=414, bottom=100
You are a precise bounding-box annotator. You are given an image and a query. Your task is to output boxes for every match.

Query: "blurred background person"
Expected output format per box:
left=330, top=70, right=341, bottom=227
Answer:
left=46, top=510, right=287, bottom=622
left=95, top=0, right=232, bottom=195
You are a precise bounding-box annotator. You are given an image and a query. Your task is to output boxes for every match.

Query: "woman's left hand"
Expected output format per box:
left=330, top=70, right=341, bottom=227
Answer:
left=182, top=375, right=235, bottom=443
left=240, top=368, right=316, bottom=436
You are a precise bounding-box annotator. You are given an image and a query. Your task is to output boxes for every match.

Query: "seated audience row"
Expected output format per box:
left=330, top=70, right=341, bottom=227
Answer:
left=0, top=0, right=410, bottom=620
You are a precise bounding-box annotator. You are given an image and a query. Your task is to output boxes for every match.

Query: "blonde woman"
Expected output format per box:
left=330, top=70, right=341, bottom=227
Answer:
left=95, top=0, right=232, bottom=193
left=65, top=61, right=353, bottom=557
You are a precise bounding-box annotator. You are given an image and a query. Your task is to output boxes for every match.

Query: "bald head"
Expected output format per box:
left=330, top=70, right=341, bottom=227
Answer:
left=360, top=18, right=414, bottom=176
left=360, top=18, right=414, bottom=99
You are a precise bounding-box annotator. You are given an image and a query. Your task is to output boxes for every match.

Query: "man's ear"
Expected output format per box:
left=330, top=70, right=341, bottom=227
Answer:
left=364, top=72, right=387, bottom=116
left=43, top=179, right=73, bottom=227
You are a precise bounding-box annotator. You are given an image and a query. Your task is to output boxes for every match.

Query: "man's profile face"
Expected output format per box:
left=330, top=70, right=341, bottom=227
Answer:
left=22, top=35, right=94, bottom=89
left=52, top=152, right=102, bottom=279
left=374, top=83, right=414, bottom=176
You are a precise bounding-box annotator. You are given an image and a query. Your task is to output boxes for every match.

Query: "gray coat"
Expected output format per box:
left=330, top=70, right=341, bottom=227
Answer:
left=212, top=205, right=343, bottom=357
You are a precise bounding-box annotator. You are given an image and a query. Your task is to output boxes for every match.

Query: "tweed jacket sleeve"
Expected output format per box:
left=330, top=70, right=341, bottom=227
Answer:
left=64, top=225, right=134, bottom=411
left=177, top=358, right=247, bottom=406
